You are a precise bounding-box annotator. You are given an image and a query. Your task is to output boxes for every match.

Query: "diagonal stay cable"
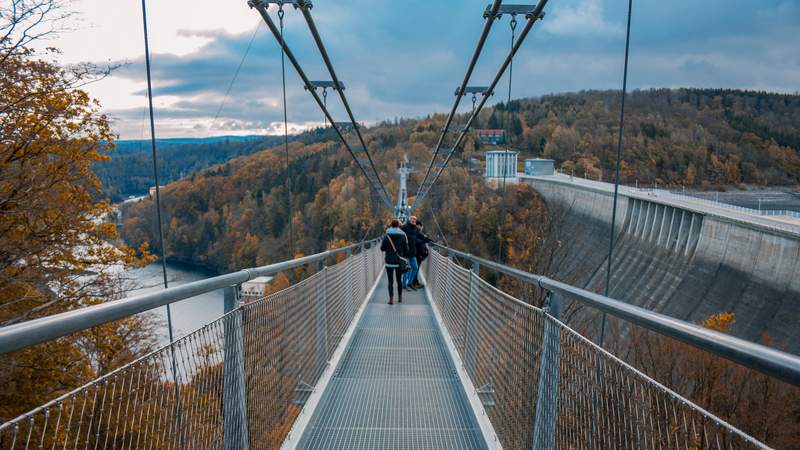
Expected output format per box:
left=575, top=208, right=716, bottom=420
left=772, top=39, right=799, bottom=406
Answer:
left=247, top=0, right=393, bottom=211
left=206, top=19, right=262, bottom=138
left=139, top=1, right=184, bottom=447
left=427, top=202, right=462, bottom=266
left=414, top=0, right=503, bottom=207
left=278, top=6, right=295, bottom=258
left=497, top=15, right=518, bottom=264
left=600, top=0, right=634, bottom=346
left=296, top=0, right=393, bottom=209
left=590, top=5, right=634, bottom=448
left=413, top=0, right=548, bottom=208
left=415, top=1, right=547, bottom=206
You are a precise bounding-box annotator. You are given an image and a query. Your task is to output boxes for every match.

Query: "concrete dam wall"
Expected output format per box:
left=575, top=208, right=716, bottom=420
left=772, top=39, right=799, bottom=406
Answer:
left=522, top=175, right=800, bottom=352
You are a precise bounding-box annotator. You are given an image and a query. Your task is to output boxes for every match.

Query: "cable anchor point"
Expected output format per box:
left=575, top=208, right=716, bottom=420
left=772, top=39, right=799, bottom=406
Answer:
left=526, top=10, right=545, bottom=21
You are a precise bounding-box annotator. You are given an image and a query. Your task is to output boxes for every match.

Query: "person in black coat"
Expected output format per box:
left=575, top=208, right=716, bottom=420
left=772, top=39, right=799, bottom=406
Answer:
left=411, top=220, right=433, bottom=288
left=400, top=216, right=420, bottom=289
left=380, top=219, right=410, bottom=305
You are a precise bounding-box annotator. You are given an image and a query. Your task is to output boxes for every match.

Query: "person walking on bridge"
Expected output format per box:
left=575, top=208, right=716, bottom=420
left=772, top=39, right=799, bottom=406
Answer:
left=401, top=216, right=420, bottom=290
left=381, top=219, right=410, bottom=305
left=410, top=220, right=433, bottom=289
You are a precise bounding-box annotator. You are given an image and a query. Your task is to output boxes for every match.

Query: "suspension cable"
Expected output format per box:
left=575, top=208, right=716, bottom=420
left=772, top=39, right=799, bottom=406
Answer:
left=507, top=15, right=517, bottom=104
left=139, top=0, right=183, bottom=447
left=207, top=20, right=262, bottom=138
left=296, top=0, right=393, bottom=208
left=599, top=0, right=634, bottom=347
left=322, top=87, right=328, bottom=126
left=589, top=3, right=634, bottom=448
left=248, top=1, right=394, bottom=211
left=277, top=5, right=294, bottom=258
left=358, top=188, right=375, bottom=244
left=497, top=15, right=517, bottom=263
left=414, top=0, right=503, bottom=207
left=413, top=0, right=548, bottom=209
left=428, top=203, right=463, bottom=266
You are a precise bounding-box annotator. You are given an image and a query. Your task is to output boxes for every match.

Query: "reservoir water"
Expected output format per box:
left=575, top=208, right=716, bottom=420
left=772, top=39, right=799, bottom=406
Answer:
left=125, top=262, right=224, bottom=345
left=115, top=199, right=227, bottom=345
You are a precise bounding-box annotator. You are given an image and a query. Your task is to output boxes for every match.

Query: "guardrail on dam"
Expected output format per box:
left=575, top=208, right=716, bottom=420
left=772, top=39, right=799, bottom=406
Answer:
left=519, top=174, right=800, bottom=353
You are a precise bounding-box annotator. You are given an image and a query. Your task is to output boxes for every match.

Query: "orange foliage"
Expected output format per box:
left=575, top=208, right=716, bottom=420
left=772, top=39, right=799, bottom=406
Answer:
left=628, top=312, right=800, bottom=448
left=0, top=50, right=155, bottom=421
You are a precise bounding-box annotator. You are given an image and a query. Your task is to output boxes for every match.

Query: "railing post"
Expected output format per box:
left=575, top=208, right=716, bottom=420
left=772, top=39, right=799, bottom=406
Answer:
left=465, top=259, right=480, bottom=377
left=532, top=291, right=562, bottom=450
left=361, top=244, right=368, bottom=311
left=443, top=253, right=456, bottom=325
left=223, top=285, right=248, bottom=450
left=316, top=259, right=328, bottom=369
left=363, top=243, right=369, bottom=296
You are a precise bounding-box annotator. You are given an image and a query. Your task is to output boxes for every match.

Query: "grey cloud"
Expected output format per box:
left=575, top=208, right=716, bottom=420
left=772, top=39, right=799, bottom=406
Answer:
left=103, top=0, right=800, bottom=138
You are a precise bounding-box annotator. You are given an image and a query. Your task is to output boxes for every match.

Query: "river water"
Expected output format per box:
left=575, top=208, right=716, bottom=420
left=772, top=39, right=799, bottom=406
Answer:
left=125, top=262, right=224, bottom=345
left=116, top=198, right=226, bottom=345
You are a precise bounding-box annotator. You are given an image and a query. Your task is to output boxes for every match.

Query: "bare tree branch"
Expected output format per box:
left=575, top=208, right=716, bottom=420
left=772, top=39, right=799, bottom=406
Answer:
left=0, top=0, right=73, bottom=67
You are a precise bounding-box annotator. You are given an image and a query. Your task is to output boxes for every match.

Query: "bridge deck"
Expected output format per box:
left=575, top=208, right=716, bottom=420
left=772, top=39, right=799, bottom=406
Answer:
left=296, top=275, right=488, bottom=450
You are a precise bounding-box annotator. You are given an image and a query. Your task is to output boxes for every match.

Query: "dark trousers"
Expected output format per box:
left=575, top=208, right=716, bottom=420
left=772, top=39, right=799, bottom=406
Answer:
left=386, top=267, right=403, bottom=301
left=413, top=254, right=427, bottom=285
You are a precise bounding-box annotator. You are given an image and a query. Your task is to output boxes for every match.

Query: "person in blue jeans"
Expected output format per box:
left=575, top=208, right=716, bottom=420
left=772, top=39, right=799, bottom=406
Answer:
left=401, top=216, right=420, bottom=289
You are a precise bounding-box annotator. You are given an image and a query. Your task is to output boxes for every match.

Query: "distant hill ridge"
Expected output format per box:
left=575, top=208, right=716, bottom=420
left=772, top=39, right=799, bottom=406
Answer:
left=104, top=88, right=800, bottom=202
left=97, top=127, right=342, bottom=201
left=113, top=135, right=266, bottom=154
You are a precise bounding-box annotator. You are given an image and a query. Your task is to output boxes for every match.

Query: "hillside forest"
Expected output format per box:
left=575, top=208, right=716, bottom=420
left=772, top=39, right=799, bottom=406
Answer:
left=120, top=88, right=800, bottom=273
left=95, top=128, right=342, bottom=202
left=493, top=88, right=800, bottom=187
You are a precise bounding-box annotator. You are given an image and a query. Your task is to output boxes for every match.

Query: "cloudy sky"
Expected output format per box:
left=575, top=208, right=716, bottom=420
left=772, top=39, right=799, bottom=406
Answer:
left=48, top=0, right=800, bottom=139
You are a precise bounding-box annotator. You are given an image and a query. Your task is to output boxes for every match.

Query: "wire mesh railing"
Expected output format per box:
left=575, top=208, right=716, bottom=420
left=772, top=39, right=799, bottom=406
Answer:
left=423, top=250, right=770, bottom=450
left=0, top=244, right=383, bottom=450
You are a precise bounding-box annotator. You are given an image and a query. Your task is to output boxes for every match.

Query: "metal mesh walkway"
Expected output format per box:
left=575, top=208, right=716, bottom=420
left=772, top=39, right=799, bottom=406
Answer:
left=296, top=276, right=488, bottom=450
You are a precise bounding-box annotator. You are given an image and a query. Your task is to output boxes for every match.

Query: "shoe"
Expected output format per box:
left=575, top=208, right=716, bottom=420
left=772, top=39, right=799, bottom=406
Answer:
left=413, top=283, right=425, bottom=289
left=398, top=297, right=402, bottom=303
left=388, top=296, right=394, bottom=305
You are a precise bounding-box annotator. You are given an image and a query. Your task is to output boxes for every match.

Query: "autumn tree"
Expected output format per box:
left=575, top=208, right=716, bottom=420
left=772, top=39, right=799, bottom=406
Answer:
left=0, top=10, right=155, bottom=421
left=0, top=50, right=149, bottom=324
left=627, top=313, right=800, bottom=448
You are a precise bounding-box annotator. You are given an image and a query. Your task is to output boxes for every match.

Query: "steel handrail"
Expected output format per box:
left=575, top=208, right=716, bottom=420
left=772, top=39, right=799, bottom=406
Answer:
left=431, top=242, right=800, bottom=386
left=0, top=238, right=380, bottom=354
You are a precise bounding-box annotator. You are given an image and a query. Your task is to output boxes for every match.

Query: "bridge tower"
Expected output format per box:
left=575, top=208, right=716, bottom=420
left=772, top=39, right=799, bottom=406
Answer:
left=395, top=159, right=413, bottom=220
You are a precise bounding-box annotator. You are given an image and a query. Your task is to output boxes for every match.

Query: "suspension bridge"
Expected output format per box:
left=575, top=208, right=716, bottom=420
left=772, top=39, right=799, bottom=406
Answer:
left=1, top=1, right=800, bottom=449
